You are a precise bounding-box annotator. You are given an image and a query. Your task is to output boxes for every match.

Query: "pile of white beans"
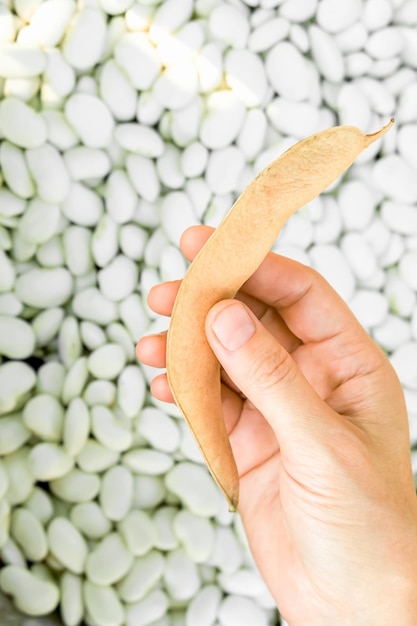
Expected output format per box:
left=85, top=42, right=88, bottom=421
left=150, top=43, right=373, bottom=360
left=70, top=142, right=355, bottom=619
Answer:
left=0, top=0, right=417, bottom=624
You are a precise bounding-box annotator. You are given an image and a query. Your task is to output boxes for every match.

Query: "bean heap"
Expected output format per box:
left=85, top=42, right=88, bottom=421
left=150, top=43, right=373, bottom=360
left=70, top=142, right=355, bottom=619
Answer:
left=0, top=1, right=417, bottom=625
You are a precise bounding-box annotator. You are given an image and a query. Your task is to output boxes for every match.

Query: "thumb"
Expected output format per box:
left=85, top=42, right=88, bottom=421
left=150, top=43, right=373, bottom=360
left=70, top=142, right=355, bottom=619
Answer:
left=205, top=300, right=334, bottom=452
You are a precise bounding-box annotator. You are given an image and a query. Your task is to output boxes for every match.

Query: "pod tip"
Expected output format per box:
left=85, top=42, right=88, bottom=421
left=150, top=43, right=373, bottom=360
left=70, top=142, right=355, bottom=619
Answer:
left=364, top=118, right=395, bottom=147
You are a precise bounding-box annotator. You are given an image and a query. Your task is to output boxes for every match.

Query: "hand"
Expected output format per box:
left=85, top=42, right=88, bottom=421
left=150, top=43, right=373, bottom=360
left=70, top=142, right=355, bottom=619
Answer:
left=137, top=225, right=417, bottom=625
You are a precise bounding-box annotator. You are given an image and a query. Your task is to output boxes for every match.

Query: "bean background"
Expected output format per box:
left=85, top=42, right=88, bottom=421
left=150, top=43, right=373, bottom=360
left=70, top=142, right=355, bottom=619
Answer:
left=1, top=0, right=417, bottom=625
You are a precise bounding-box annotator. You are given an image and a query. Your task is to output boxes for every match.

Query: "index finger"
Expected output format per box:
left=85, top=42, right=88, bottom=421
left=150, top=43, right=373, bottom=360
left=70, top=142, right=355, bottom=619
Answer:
left=180, top=225, right=368, bottom=348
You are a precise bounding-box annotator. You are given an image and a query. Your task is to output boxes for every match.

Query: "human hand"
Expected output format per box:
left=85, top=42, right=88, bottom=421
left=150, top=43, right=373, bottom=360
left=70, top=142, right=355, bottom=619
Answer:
left=137, top=225, right=417, bottom=625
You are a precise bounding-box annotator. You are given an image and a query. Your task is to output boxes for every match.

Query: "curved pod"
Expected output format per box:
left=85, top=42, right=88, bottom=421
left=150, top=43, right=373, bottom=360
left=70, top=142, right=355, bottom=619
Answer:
left=167, top=120, right=394, bottom=512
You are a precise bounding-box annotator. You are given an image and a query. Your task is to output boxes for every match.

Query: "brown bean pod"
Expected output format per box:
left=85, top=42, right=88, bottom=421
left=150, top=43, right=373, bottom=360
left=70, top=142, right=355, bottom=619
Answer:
left=166, top=120, right=394, bottom=512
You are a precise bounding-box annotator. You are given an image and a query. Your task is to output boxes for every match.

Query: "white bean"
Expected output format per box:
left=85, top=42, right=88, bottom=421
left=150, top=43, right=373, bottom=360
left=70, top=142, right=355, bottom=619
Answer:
left=28, top=443, right=74, bottom=481
left=0, top=500, right=10, bottom=548
left=0, top=316, right=35, bottom=359
left=88, top=343, right=127, bottom=380
left=0, top=361, right=36, bottom=415
left=24, top=487, right=54, bottom=526
left=91, top=214, right=119, bottom=268
left=348, top=290, right=389, bottom=329
left=99, top=58, right=137, bottom=121
left=165, top=462, right=221, bottom=518
left=0, top=96, right=47, bottom=148
left=62, top=7, right=107, bottom=71
left=62, top=225, right=93, bottom=278
left=16, top=266, right=73, bottom=308
left=64, top=146, right=111, bottom=181
left=310, top=243, right=356, bottom=301
left=0, top=293, right=21, bottom=316
left=86, top=532, right=134, bottom=585
left=91, top=404, right=133, bottom=451
left=98, top=254, right=139, bottom=302
left=0, top=140, right=35, bottom=198
left=10, top=507, right=48, bottom=562
left=48, top=517, right=88, bottom=575
left=0, top=188, right=26, bottom=218
left=208, top=3, right=249, bottom=48
left=35, top=362, right=65, bottom=399
left=62, top=357, right=89, bottom=405
left=100, top=465, right=133, bottom=521
left=309, top=24, right=345, bottom=82
left=115, top=122, right=165, bottom=157
left=65, top=93, right=114, bottom=148
left=63, top=397, right=90, bottom=457
left=117, top=365, right=146, bottom=419
left=137, top=407, right=180, bottom=453
left=0, top=42, right=46, bottom=77
left=0, top=537, right=26, bottom=568
left=84, top=379, right=116, bottom=406
left=119, top=224, right=148, bottom=261
left=209, top=526, right=243, bottom=574
left=117, top=551, right=164, bottom=603
left=0, top=413, right=31, bottom=450
left=72, top=285, right=118, bottom=325
left=173, top=510, right=214, bottom=563
left=107, top=322, right=136, bottom=360
left=62, top=181, right=104, bottom=227
left=118, top=509, right=156, bottom=557
left=0, top=249, right=15, bottom=292
left=123, top=448, right=173, bottom=475
left=132, top=475, right=166, bottom=510
left=84, top=581, right=125, bottom=626
left=18, top=197, right=60, bottom=244
left=0, top=565, right=59, bottom=616
left=26, top=143, right=70, bottom=203
left=205, top=146, right=245, bottom=195
left=114, top=32, right=161, bottom=90
left=218, top=594, right=269, bottom=626
left=125, top=589, right=169, bottom=626
left=105, top=169, right=138, bottom=225
left=60, top=572, right=84, bottom=626
left=151, top=506, right=178, bottom=552
left=126, top=153, right=161, bottom=202
left=76, top=439, right=119, bottom=473
left=171, top=95, right=203, bottom=146
left=70, top=501, right=112, bottom=540
left=23, top=393, right=64, bottom=442
left=35, top=236, right=65, bottom=269
left=164, top=547, right=201, bottom=601
left=225, top=48, right=268, bottom=107
left=50, top=468, right=100, bottom=503
left=186, top=585, right=222, bottom=626
left=80, top=320, right=107, bottom=350
left=265, top=41, right=311, bottom=100
left=200, top=90, right=246, bottom=150
left=373, top=154, right=417, bottom=203
left=0, top=460, right=9, bottom=499
left=157, top=144, right=185, bottom=189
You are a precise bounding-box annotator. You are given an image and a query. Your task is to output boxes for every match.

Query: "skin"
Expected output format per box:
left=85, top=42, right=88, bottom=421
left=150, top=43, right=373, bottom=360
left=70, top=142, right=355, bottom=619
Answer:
left=137, top=225, right=417, bottom=625
left=165, top=121, right=394, bottom=511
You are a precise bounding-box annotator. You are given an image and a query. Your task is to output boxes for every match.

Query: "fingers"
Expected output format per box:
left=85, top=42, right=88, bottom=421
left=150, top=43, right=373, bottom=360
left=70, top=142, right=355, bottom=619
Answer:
left=205, top=299, right=334, bottom=456
left=242, top=252, right=362, bottom=345
left=150, top=373, right=174, bottom=403
left=147, top=281, right=180, bottom=317
left=136, top=332, right=167, bottom=368
left=180, top=225, right=214, bottom=262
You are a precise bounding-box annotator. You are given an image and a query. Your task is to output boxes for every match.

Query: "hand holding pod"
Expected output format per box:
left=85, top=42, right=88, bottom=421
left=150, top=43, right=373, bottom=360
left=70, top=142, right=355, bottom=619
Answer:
left=166, top=119, right=394, bottom=512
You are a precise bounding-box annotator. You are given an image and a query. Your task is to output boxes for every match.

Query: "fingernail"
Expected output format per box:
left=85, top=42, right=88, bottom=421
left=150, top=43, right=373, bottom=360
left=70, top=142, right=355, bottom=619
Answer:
left=211, top=303, right=256, bottom=351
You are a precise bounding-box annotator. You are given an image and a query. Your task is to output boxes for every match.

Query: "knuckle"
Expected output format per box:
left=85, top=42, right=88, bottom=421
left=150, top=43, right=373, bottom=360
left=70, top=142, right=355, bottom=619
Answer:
left=245, top=343, right=296, bottom=393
